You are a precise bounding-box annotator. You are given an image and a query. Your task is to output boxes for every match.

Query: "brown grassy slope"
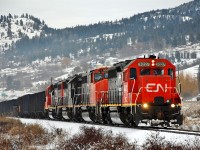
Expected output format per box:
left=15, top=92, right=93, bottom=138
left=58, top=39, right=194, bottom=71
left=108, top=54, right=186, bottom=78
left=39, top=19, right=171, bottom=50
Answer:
left=0, top=117, right=49, bottom=149
left=177, top=72, right=198, bottom=99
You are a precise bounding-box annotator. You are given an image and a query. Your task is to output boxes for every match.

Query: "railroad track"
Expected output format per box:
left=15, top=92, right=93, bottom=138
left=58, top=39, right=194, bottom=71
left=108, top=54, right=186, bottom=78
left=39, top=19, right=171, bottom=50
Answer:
left=138, top=126, right=200, bottom=136
left=26, top=117, right=200, bottom=136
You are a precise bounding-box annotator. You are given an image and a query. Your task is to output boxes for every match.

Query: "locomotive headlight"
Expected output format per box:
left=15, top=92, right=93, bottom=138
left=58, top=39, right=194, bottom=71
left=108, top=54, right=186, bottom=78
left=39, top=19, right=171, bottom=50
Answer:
left=151, top=60, right=155, bottom=66
left=143, top=103, right=148, bottom=109
left=171, top=104, right=175, bottom=108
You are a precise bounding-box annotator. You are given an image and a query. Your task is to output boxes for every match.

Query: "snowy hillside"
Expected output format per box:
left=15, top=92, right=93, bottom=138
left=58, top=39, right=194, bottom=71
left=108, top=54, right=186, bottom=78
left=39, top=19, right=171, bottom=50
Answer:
left=1, top=42, right=200, bottom=101
left=0, top=14, right=45, bottom=52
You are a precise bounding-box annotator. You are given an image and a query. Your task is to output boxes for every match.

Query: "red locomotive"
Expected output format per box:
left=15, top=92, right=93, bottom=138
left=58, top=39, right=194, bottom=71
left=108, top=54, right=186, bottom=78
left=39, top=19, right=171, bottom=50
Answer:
left=44, top=55, right=183, bottom=127
left=106, top=55, right=183, bottom=126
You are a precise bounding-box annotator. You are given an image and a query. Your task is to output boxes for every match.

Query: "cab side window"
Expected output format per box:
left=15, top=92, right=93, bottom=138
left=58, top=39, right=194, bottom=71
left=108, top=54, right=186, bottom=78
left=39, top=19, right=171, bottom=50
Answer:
left=130, top=68, right=137, bottom=79
left=168, top=68, right=174, bottom=79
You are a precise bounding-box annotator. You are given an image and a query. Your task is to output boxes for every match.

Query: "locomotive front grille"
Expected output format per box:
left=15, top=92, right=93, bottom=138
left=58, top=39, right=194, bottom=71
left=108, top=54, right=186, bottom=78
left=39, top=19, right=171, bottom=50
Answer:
left=154, top=96, right=164, bottom=105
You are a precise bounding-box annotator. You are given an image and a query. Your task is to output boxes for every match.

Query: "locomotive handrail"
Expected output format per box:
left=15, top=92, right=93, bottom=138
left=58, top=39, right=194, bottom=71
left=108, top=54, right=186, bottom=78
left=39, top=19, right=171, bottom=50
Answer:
left=98, top=91, right=108, bottom=104
left=166, top=87, right=182, bottom=104
left=99, top=91, right=107, bottom=105
left=133, top=86, right=182, bottom=114
left=130, top=79, right=135, bottom=115
left=134, top=87, right=143, bottom=114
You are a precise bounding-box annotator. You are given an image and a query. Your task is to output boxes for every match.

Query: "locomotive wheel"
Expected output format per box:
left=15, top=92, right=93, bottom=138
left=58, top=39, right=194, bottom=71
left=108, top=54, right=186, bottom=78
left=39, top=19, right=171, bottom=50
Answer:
left=104, top=109, right=112, bottom=125
left=105, top=113, right=112, bottom=125
left=56, top=108, right=63, bottom=120
left=88, top=108, right=96, bottom=122
left=176, top=114, right=183, bottom=126
left=74, top=108, right=83, bottom=122
left=133, top=114, right=140, bottom=127
left=119, top=113, right=127, bottom=125
left=48, top=109, right=56, bottom=120
left=125, top=114, right=133, bottom=126
left=61, top=108, right=72, bottom=121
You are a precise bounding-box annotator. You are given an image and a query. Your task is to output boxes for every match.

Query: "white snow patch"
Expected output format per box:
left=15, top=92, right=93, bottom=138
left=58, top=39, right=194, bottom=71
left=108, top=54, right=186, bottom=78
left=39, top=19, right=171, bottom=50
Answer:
left=18, top=118, right=199, bottom=146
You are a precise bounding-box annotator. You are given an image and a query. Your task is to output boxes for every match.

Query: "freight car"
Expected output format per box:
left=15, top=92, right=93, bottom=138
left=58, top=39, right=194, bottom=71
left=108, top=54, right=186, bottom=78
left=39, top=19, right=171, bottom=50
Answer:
left=0, top=91, right=45, bottom=118
left=0, top=55, right=183, bottom=127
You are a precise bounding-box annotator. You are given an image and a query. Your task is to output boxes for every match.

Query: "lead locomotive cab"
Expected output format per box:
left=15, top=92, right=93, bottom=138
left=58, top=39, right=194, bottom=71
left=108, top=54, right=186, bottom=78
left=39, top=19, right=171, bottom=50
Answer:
left=123, top=55, right=183, bottom=126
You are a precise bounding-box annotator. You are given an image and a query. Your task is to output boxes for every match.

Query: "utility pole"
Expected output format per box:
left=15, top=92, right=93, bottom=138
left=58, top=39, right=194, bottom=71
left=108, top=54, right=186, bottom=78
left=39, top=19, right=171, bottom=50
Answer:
left=197, top=65, right=200, bottom=93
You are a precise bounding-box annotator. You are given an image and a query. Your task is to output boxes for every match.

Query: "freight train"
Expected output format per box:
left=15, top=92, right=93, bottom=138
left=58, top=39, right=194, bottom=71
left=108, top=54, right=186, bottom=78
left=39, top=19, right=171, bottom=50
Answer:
left=0, top=55, right=183, bottom=127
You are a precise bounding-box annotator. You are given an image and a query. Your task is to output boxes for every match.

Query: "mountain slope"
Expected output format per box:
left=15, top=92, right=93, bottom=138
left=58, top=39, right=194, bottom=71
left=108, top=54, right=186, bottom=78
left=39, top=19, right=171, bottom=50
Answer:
left=0, top=1, right=200, bottom=62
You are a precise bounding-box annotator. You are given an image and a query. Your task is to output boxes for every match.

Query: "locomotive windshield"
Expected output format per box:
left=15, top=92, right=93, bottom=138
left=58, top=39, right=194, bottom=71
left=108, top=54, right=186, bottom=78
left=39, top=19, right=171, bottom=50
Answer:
left=140, top=69, right=164, bottom=75
left=104, top=73, right=108, bottom=79
left=153, top=69, right=164, bottom=75
left=140, top=69, right=150, bottom=75
left=94, top=73, right=103, bottom=81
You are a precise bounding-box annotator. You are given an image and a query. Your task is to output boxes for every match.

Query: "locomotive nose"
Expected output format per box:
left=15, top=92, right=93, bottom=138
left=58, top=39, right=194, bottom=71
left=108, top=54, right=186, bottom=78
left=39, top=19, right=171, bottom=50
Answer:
left=140, top=76, right=171, bottom=104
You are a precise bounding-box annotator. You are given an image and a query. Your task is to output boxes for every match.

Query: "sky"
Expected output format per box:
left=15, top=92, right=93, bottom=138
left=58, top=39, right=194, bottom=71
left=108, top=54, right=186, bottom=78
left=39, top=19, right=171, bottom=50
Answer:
left=0, top=0, right=193, bottom=29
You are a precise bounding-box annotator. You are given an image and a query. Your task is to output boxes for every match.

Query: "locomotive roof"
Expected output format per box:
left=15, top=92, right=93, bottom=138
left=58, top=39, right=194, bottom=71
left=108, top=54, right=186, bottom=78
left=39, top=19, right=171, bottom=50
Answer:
left=81, top=72, right=88, bottom=77
left=66, top=74, right=82, bottom=84
left=89, top=66, right=108, bottom=73
left=109, top=59, right=134, bottom=72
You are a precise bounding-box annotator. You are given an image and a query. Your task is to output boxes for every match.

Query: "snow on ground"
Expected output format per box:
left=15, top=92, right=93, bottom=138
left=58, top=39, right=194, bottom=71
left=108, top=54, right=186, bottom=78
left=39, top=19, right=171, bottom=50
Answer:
left=18, top=118, right=198, bottom=146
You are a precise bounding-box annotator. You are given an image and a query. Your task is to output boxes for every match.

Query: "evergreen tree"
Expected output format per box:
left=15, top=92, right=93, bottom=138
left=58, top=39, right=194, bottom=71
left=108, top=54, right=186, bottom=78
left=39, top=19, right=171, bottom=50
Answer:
left=5, top=43, right=8, bottom=48
left=15, top=20, right=19, bottom=25
left=20, top=19, right=23, bottom=26
left=0, top=15, right=3, bottom=22
left=3, top=15, right=7, bottom=22
left=8, top=13, right=13, bottom=18
left=18, top=29, right=23, bottom=38
left=33, top=22, right=39, bottom=30
left=198, top=65, right=200, bottom=93
left=175, top=51, right=181, bottom=62
left=197, top=33, right=200, bottom=41
left=25, top=13, right=28, bottom=18
left=189, top=34, right=195, bottom=43
left=7, top=20, right=12, bottom=38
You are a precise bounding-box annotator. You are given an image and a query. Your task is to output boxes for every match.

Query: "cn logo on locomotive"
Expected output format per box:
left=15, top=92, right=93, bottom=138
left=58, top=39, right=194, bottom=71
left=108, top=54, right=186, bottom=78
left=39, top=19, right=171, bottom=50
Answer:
left=146, top=83, right=168, bottom=92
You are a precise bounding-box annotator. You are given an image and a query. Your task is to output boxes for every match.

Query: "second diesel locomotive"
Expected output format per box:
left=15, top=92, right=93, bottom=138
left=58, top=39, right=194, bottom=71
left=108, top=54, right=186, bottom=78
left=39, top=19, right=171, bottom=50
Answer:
left=45, top=55, right=183, bottom=126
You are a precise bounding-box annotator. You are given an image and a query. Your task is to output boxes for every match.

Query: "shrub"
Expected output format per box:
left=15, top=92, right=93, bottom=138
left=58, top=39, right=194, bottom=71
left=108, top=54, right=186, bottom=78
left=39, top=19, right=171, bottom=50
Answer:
left=0, top=117, right=23, bottom=133
left=0, top=117, right=49, bottom=149
left=142, top=132, right=167, bottom=150
left=58, top=126, right=136, bottom=150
